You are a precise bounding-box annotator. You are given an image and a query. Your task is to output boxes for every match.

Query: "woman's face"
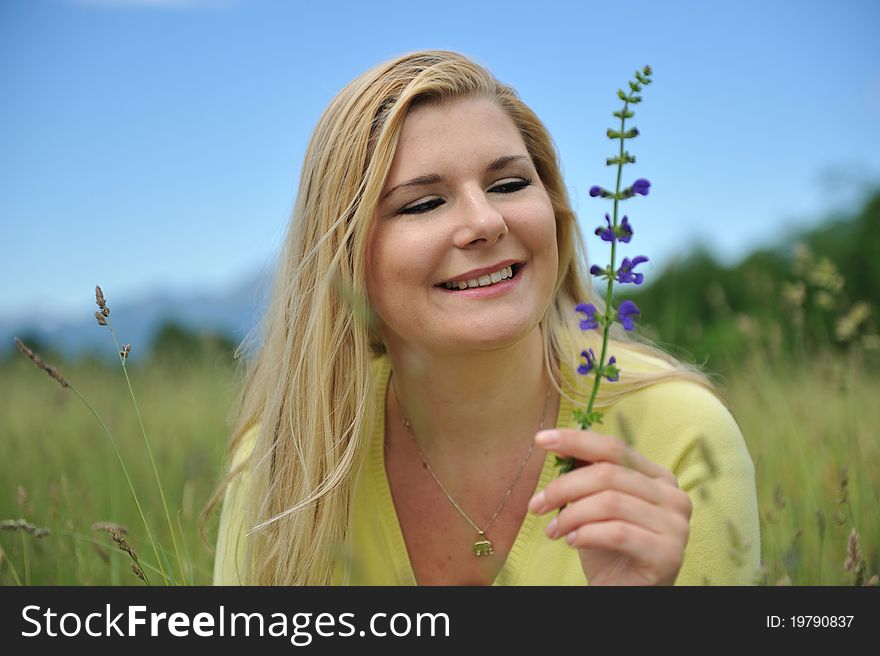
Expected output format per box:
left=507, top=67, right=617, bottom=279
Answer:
left=365, top=97, right=558, bottom=355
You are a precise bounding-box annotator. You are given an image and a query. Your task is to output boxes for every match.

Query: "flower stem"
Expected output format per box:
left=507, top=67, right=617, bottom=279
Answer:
left=106, top=321, right=186, bottom=584
left=584, top=98, right=632, bottom=423
left=65, top=379, right=171, bottom=584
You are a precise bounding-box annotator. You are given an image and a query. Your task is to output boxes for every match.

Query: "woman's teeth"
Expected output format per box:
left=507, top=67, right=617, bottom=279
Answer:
left=443, top=265, right=514, bottom=290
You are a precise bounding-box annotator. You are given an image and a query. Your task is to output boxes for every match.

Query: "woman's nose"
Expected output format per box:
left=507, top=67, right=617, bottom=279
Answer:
left=453, top=187, right=509, bottom=248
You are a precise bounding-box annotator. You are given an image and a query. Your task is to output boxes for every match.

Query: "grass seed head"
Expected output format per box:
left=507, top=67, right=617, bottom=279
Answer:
left=14, top=337, right=69, bottom=388
left=95, top=285, right=109, bottom=314
left=844, top=527, right=862, bottom=573
left=98, top=523, right=141, bottom=567
left=0, top=518, right=50, bottom=538
left=130, top=562, right=147, bottom=584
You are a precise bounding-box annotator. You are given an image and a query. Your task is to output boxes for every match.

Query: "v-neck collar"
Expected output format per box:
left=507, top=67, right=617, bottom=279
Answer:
left=368, top=355, right=573, bottom=586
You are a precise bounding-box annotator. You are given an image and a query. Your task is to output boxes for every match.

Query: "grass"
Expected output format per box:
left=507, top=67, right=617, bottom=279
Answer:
left=0, top=326, right=877, bottom=586
left=0, top=353, right=238, bottom=585
left=720, top=344, right=879, bottom=585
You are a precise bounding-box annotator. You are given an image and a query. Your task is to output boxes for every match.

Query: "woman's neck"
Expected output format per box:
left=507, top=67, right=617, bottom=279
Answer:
left=384, top=327, right=555, bottom=462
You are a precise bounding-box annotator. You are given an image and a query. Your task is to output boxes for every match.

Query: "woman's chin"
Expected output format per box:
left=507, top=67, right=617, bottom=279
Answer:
left=436, top=318, right=537, bottom=351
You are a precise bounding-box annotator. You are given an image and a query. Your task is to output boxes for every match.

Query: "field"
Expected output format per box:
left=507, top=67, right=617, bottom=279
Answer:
left=1, top=341, right=877, bottom=585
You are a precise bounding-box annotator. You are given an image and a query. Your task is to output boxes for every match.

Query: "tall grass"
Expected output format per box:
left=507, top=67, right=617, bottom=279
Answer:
left=721, top=344, right=879, bottom=585
left=0, top=352, right=238, bottom=584
left=0, top=294, right=877, bottom=585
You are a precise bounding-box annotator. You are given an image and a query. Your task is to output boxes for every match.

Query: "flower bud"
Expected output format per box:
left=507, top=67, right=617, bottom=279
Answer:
left=631, top=178, right=651, bottom=195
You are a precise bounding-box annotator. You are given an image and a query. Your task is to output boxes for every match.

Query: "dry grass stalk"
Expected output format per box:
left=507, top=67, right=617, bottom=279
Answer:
left=131, top=562, right=146, bottom=583
left=843, top=527, right=866, bottom=585
left=0, top=518, right=50, bottom=538
left=120, top=344, right=132, bottom=359
left=98, top=523, right=148, bottom=584
left=14, top=338, right=69, bottom=388
left=95, top=285, right=110, bottom=316
left=91, top=521, right=129, bottom=534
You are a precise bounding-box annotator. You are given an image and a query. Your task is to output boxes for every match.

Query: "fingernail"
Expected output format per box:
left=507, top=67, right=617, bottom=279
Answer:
left=529, top=491, right=545, bottom=513
left=535, top=430, right=558, bottom=447
left=546, top=517, right=557, bottom=537
left=566, top=530, right=577, bottom=545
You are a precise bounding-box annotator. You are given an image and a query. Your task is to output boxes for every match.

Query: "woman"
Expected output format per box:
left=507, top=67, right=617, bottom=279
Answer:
left=206, top=50, right=760, bottom=586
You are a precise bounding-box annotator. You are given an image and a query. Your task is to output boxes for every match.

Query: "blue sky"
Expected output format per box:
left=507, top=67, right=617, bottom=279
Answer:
left=2, top=0, right=879, bottom=322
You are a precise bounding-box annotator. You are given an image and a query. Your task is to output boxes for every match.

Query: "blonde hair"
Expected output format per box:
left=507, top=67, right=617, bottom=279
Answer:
left=203, top=49, right=726, bottom=585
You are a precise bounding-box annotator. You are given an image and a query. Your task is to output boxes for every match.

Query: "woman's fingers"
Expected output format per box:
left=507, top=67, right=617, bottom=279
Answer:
left=536, top=428, right=679, bottom=486
left=547, top=489, right=688, bottom=540
left=565, top=520, right=686, bottom=583
left=530, top=460, right=690, bottom=517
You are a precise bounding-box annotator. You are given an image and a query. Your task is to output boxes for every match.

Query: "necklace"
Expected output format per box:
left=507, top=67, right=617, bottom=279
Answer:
left=390, top=372, right=552, bottom=557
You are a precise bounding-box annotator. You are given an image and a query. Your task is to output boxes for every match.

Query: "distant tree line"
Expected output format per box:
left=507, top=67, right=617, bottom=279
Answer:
left=622, top=189, right=880, bottom=372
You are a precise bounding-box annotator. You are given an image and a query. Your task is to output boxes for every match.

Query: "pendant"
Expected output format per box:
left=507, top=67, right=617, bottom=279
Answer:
left=473, top=531, right=494, bottom=557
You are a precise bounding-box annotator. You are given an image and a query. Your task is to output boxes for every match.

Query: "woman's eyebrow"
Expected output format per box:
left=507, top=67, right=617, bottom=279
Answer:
left=380, top=154, right=530, bottom=203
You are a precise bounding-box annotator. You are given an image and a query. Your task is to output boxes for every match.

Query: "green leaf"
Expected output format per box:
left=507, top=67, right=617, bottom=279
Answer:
left=629, top=81, right=642, bottom=92
left=554, top=455, right=576, bottom=474
left=617, top=89, right=628, bottom=101
left=613, top=109, right=635, bottom=119
left=606, top=129, right=621, bottom=139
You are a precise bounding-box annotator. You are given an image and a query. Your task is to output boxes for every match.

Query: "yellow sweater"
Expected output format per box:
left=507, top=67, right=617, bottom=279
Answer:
left=214, top=348, right=761, bottom=585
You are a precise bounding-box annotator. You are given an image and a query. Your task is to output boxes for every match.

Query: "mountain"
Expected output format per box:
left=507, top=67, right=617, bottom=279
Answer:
left=2, top=268, right=272, bottom=363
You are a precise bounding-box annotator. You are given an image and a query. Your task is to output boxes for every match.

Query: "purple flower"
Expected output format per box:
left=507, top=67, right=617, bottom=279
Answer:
left=618, top=215, right=633, bottom=243
left=616, top=255, right=649, bottom=285
left=590, top=264, right=606, bottom=278
left=589, top=186, right=604, bottom=197
left=605, top=355, right=619, bottom=382
left=575, top=303, right=600, bottom=330
left=578, top=349, right=597, bottom=375
left=631, top=178, right=651, bottom=196
left=595, top=214, right=615, bottom=242
left=617, top=300, right=641, bottom=331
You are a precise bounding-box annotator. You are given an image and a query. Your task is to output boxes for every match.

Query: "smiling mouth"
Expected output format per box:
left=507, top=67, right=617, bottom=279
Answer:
left=435, top=263, right=525, bottom=291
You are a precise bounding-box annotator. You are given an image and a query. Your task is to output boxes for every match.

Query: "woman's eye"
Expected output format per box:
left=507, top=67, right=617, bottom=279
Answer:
left=491, top=178, right=532, bottom=193
left=397, top=178, right=531, bottom=215
left=399, top=198, right=444, bottom=215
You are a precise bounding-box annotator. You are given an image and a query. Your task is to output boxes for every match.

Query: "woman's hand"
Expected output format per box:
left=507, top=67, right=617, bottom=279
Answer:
left=528, top=429, right=693, bottom=586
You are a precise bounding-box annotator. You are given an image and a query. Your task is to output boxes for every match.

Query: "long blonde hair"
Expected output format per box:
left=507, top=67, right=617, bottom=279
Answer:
left=203, top=49, right=726, bottom=585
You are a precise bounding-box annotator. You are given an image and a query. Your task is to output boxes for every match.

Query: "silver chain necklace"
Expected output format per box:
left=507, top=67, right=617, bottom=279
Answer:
left=390, top=372, right=552, bottom=557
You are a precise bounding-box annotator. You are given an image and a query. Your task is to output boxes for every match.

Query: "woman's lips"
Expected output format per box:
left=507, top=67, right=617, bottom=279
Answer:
left=435, top=264, right=525, bottom=298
